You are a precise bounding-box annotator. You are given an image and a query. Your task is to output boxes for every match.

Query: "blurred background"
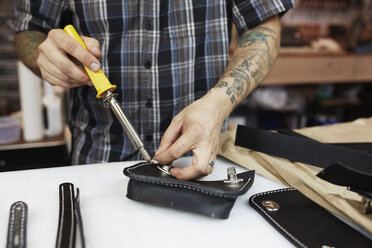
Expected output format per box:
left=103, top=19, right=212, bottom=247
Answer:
left=229, top=0, right=372, bottom=129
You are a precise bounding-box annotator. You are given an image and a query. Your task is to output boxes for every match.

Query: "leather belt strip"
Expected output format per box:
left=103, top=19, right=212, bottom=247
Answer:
left=7, top=201, right=28, bottom=248
left=56, top=183, right=76, bottom=248
left=235, top=125, right=372, bottom=198
left=74, top=188, right=86, bottom=248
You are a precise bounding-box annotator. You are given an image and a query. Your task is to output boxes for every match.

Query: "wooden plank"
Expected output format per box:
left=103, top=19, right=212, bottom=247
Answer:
left=262, top=53, right=372, bottom=85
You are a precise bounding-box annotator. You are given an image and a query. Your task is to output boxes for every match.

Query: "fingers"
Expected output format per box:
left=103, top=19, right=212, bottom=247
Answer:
left=40, top=68, right=87, bottom=88
left=155, top=119, right=218, bottom=180
left=155, top=115, right=203, bottom=164
left=155, top=117, right=183, bottom=156
left=47, top=29, right=101, bottom=71
left=37, top=52, right=91, bottom=88
left=37, top=29, right=102, bottom=88
left=155, top=96, right=224, bottom=180
left=155, top=132, right=195, bottom=165
left=169, top=146, right=215, bottom=180
left=81, top=36, right=102, bottom=59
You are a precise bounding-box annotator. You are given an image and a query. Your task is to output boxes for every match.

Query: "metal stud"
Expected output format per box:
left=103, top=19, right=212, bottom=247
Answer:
left=262, top=200, right=280, bottom=212
left=152, top=158, right=174, bottom=176
left=224, top=167, right=244, bottom=184
left=156, top=164, right=173, bottom=176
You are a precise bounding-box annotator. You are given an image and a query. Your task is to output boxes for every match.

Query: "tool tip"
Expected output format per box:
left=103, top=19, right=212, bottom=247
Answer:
left=139, top=147, right=152, bottom=163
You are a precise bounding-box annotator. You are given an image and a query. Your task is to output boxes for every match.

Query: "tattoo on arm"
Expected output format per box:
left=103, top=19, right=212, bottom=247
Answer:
left=14, top=31, right=46, bottom=76
left=216, top=25, right=278, bottom=107
left=237, top=26, right=276, bottom=49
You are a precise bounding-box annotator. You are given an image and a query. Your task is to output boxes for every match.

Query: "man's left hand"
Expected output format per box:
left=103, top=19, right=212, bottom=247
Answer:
left=154, top=91, right=230, bottom=180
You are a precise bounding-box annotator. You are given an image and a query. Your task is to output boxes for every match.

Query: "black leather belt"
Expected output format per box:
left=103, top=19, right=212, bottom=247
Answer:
left=56, top=183, right=85, bottom=248
left=235, top=125, right=372, bottom=212
left=6, top=201, right=28, bottom=248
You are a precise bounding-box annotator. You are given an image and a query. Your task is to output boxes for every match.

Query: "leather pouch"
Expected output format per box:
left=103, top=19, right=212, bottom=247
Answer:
left=249, top=188, right=372, bottom=248
left=123, top=162, right=254, bottom=219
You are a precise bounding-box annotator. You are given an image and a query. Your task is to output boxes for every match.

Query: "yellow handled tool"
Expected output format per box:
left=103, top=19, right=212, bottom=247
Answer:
left=64, top=24, right=151, bottom=162
left=64, top=25, right=116, bottom=98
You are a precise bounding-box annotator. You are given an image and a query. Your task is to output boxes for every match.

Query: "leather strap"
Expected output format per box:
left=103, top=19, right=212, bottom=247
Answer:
left=235, top=125, right=372, bottom=197
left=7, top=201, right=28, bottom=248
left=74, top=188, right=85, bottom=248
left=56, top=183, right=76, bottom=248
left=276, top=128, right=372, bottom=154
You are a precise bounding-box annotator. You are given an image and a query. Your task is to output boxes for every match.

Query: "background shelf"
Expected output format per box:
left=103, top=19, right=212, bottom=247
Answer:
left=263, top=48, right=372, bottom=85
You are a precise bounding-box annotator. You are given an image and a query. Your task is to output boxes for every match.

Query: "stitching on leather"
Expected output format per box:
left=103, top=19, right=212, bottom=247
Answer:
left=67, top=185, right=74, bottom=248
left=56, top=184, right=75, bottom=248
left=127, top=162, right=251, bottom=198
left=8, top=204, right=15, bottom=245
left=56, top=186, right=65, bottom=248
left=251, top=188, right=308, bottom=248
left=18, top=202, right=26, bottom=247
left=7, top=201, right=27, bottom=247
left=131, top=177, right=231, bottom=198
left=126, top=162, right=150, bottom=175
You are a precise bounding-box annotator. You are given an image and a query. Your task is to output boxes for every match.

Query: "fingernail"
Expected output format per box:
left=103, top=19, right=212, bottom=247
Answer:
left=92, top=46, right=101, bottom=54
left=87, top=81, right=93, bottom=86
left=155, top=146, right=163, bottom=156
left=90, top=62, right=100, bottom=71
left=169, top=168, right=176, bottom=177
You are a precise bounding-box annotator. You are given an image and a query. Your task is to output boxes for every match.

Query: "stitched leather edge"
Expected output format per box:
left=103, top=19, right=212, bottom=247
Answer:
left=250, top=188, right=308, bottom=248
left=56, top=183, right=76, bottom=248
left=130, top=177, right=251, bottom=198
left=7, top=201, right=27, bottom=248
left=126, top=162, right=253, bottom=198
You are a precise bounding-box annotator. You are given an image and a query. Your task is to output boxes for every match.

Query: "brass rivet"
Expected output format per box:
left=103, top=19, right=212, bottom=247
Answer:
left=262, top=200, right=280, bottom=212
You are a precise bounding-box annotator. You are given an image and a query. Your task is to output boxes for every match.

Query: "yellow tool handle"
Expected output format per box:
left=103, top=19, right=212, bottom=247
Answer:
left=64, top=24, right=116, bottom=98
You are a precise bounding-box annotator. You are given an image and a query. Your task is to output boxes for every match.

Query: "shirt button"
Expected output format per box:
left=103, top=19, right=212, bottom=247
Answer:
left=144, top=61, right=152, bottom=69
left=146, top=135, right=153, bottom=142
left=145, top=99, right=153, bottom=108
left=145, top=23, right=153, bottom=30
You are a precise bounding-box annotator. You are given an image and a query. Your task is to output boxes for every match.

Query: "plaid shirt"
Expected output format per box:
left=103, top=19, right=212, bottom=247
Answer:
left=11, top=0, right=293, bottom=164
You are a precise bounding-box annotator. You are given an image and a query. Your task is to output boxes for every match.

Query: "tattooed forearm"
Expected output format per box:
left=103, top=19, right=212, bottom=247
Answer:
left=14, top=31, right=46, bottom=76
left=217, top=66, right=250, bottom=105
left=237, top=26, right=277, bottom=49
left=215, top=20, right=280, bottom=107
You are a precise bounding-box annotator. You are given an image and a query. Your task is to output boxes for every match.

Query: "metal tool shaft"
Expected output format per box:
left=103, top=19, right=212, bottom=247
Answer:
left=104, top=91, right=151, bottom=162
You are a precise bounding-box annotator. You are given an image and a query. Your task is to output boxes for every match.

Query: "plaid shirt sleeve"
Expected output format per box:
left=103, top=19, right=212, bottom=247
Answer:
left=9, top=0, right=66, bottom=33
left=232, top=0, right=294, bottom=35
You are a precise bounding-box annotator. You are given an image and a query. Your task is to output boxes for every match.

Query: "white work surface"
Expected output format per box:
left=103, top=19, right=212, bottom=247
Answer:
left=0, top=157, right=294, bottom=248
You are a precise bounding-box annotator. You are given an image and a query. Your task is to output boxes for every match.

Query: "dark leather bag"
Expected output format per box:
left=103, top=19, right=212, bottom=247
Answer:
left=123, top=162, right=254, bottom=219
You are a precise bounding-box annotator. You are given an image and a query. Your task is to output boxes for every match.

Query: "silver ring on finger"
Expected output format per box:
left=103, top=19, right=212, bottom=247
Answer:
left=208, top=159, right=214, bottom=168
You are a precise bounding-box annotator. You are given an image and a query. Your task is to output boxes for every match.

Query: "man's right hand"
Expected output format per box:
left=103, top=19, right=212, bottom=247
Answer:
left=37, top=29, right=102, bottom=88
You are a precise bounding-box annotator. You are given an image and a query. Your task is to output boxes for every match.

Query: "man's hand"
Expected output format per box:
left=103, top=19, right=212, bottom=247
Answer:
left=154, top=90, right=232, bottom=180
left=37, top=29, right=102, bottom=88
